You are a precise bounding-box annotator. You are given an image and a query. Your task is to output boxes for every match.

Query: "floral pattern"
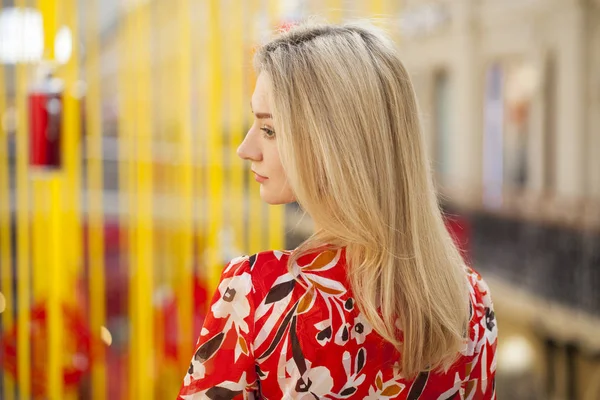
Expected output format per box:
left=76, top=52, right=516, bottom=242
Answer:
left=178, top=248, right=498, bottom=399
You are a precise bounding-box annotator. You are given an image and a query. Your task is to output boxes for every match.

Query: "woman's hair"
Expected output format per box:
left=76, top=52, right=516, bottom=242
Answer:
left=253, top=21, right=470, bottom=378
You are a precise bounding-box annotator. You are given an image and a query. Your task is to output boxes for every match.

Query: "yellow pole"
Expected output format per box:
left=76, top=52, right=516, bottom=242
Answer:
left=56, top=2, right=81, bottom=398
left=15, top=1, right=32, bottom=398
left=174, top=0, right=194, bottom=376
left=153, top=1, right=169, bottom=396
left=368, top=0, right=387, bottom=27
left=206, top=0, right=223, bottom=293
left=46, top=173, right=64, bottom=400
left=31, top=173, right=52, bottom=399
left=247, top=0, right=264, bottom=255
left=376, top=0, right=386, bottom=14
left=85, top=0, right=107, bottom=397
left=128, top=8, right=141, bottom=398
left=194, top=2, right=207, bottom=303
left=60, top=0, right=82, bottom=293
left=32, top=3, right=58, bottom=398
left=266, top=0, right=285, bottom=252
left=117, top=11, right=137, bottom=399
left=129, top=2, right=155, bottom=398
left=327, top=0, right=343, bottom=23
left=31, top=176, right=49, bottom=300
left=124, top=7, right=138, bottom=400
left=228, top=0, right=245, bottom=254
left=0, top=2, right=16, bottom=397
left=39, top=0, right=57, bottom=60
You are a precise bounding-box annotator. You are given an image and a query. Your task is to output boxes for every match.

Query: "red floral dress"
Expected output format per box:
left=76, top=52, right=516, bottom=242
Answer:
left=178, top=248, right=497, bottom=399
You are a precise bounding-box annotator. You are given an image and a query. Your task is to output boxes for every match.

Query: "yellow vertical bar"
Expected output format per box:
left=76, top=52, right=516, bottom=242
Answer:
left=32, top=176, right=49, bottom=300
left=266, top=0, right=285, bottom=252
left=15, top=1, right=32, bottom=398
left=153, top=1, right=169, bottom=396
left=130, top=2, right=155, bottom=398
left=175, top=0, right=194, bottom=374
left=46, top=174, right=64, bottom=400
left=206, top=0, right=223, bottom=292
left=0, top=2, right=16, bottom=396
left=30, top=174, right=50, bottom=400
left=194, top=1, right=207, bottom=301
left=39, top=0, right=57, bottom=60
left=61, top=0, right=82, bottom=291
left=85, top=0, right=107, bottom=397
left=128, top=7, right=140, bottom=398
left=369, top=0, right=386, bottom=27
left=58, top=2, right=80, bottom=398
left=268, top=0, right=279, bottom=23
left=229, top=0, right=245, bottom=253
left=117, top=11, right=137, bottom=399
left=377, top=0, right=385, bottom=15
left=124, top=7, right=138, bottom=399
left=327, top=0, right=343, bottom=23
left=247, top=0, right=263, bottom=255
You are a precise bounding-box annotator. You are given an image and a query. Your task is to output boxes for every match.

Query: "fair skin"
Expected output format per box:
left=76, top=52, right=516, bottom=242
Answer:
left=237, top=72, right=296, bottom=205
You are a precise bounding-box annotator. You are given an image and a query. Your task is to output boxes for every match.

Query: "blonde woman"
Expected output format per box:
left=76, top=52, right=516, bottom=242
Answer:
left=178, top=22, right=497, bottom=400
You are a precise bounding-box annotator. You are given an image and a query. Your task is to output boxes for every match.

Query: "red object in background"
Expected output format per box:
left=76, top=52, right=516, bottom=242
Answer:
left=29, top=81, right=62, bottom=168
left=278, top=21, right=297, bottom=33
left=161, top=277, right=208, bottom=361
left=445, top=215, right=471, bottom=263
left=0, top=303, right=97, bottom=397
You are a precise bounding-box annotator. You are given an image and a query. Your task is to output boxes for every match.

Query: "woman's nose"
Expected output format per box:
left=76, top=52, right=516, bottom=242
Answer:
left=237, top=132, right=262, bottom=162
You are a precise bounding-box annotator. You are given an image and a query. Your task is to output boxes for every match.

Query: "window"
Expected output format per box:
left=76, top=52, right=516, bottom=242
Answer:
left=433, top=70, right=451, bottom=184
left=482, top=63, right=504, bottom=208
left=543, top=54, right=557, bottom=194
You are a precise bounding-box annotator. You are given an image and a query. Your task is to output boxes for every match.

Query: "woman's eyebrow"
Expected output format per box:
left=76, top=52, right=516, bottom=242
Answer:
left=250, top=101, right=273, bottom=119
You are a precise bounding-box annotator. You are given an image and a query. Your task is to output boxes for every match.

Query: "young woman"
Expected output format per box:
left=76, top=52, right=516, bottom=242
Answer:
left=178, top=22, right=497, bottom=400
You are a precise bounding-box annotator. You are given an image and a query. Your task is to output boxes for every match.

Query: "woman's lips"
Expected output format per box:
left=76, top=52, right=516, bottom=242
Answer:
left=253, top=172, right=268, bottom=183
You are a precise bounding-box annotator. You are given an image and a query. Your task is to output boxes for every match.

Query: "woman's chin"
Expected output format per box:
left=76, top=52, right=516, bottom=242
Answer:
left=259, top=190, right=282, bottom=205
left=259, top=185, right=294, bottom=205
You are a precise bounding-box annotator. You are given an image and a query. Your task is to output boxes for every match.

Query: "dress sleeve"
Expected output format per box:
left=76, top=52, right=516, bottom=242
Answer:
left=178, top=256, right=259, bottom=400
left=465, top=270, right=498, bottom=400
left=467, top=330, right=497, bottom=400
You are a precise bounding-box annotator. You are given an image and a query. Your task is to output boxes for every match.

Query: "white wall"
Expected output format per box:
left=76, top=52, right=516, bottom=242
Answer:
left=400, top=0, right=597, bottom=213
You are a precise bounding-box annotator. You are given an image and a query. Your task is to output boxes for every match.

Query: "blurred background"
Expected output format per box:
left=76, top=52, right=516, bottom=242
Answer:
left=0, top=0, right=598, bottom=399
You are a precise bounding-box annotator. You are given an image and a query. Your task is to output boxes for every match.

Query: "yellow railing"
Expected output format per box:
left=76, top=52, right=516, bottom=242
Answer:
left=15, top=2, right=32, bottom=400
left=84, top=0, right=107, bottom=398
left=0, top=0, right=16, bottom=398
left=0, top=1, right=399, bottom=398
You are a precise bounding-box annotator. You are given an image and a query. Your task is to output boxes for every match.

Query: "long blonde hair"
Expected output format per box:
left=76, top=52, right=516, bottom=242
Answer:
left=254, top=21, right=470, bottom=378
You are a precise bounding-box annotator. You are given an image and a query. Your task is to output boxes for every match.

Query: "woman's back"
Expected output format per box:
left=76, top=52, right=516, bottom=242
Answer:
left=178, top=248, right=497, bottom=399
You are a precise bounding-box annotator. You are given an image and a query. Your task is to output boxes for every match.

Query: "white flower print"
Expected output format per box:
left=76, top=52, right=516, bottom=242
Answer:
left=314, top=320, right=333, bottom=346
left=351, top=313, right=373, bottom=345
left=281, top=363, right=334, bottom=400
left=181, top=371, right=252, bottom=400
left=211, top=272, right=253, bottom=333
left=183, top=357, right=206, bottom=387
left=338, top=349, right=367, bottom=397
left=335, top=322, right=351, bottom=346
left=223, top=255, right=249, bottom=274
left=298, top=366, right=334, bottom=398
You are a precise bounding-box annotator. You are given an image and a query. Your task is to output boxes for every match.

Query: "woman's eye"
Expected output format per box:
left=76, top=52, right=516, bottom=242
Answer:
left=260, top=125, right=276, bottom=139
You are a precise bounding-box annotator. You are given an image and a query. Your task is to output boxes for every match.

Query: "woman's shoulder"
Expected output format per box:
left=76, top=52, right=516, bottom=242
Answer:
left=462, top=266, right=498, bottom=361
left=464, top=266, right=495, bottom=319
left=219, top=249, right=295, bottom=295
left=222, top=249, right=291, bottom=274
left=225, top=246, right=342, bottom=275
left=221, top=247, right=345, bottom=299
